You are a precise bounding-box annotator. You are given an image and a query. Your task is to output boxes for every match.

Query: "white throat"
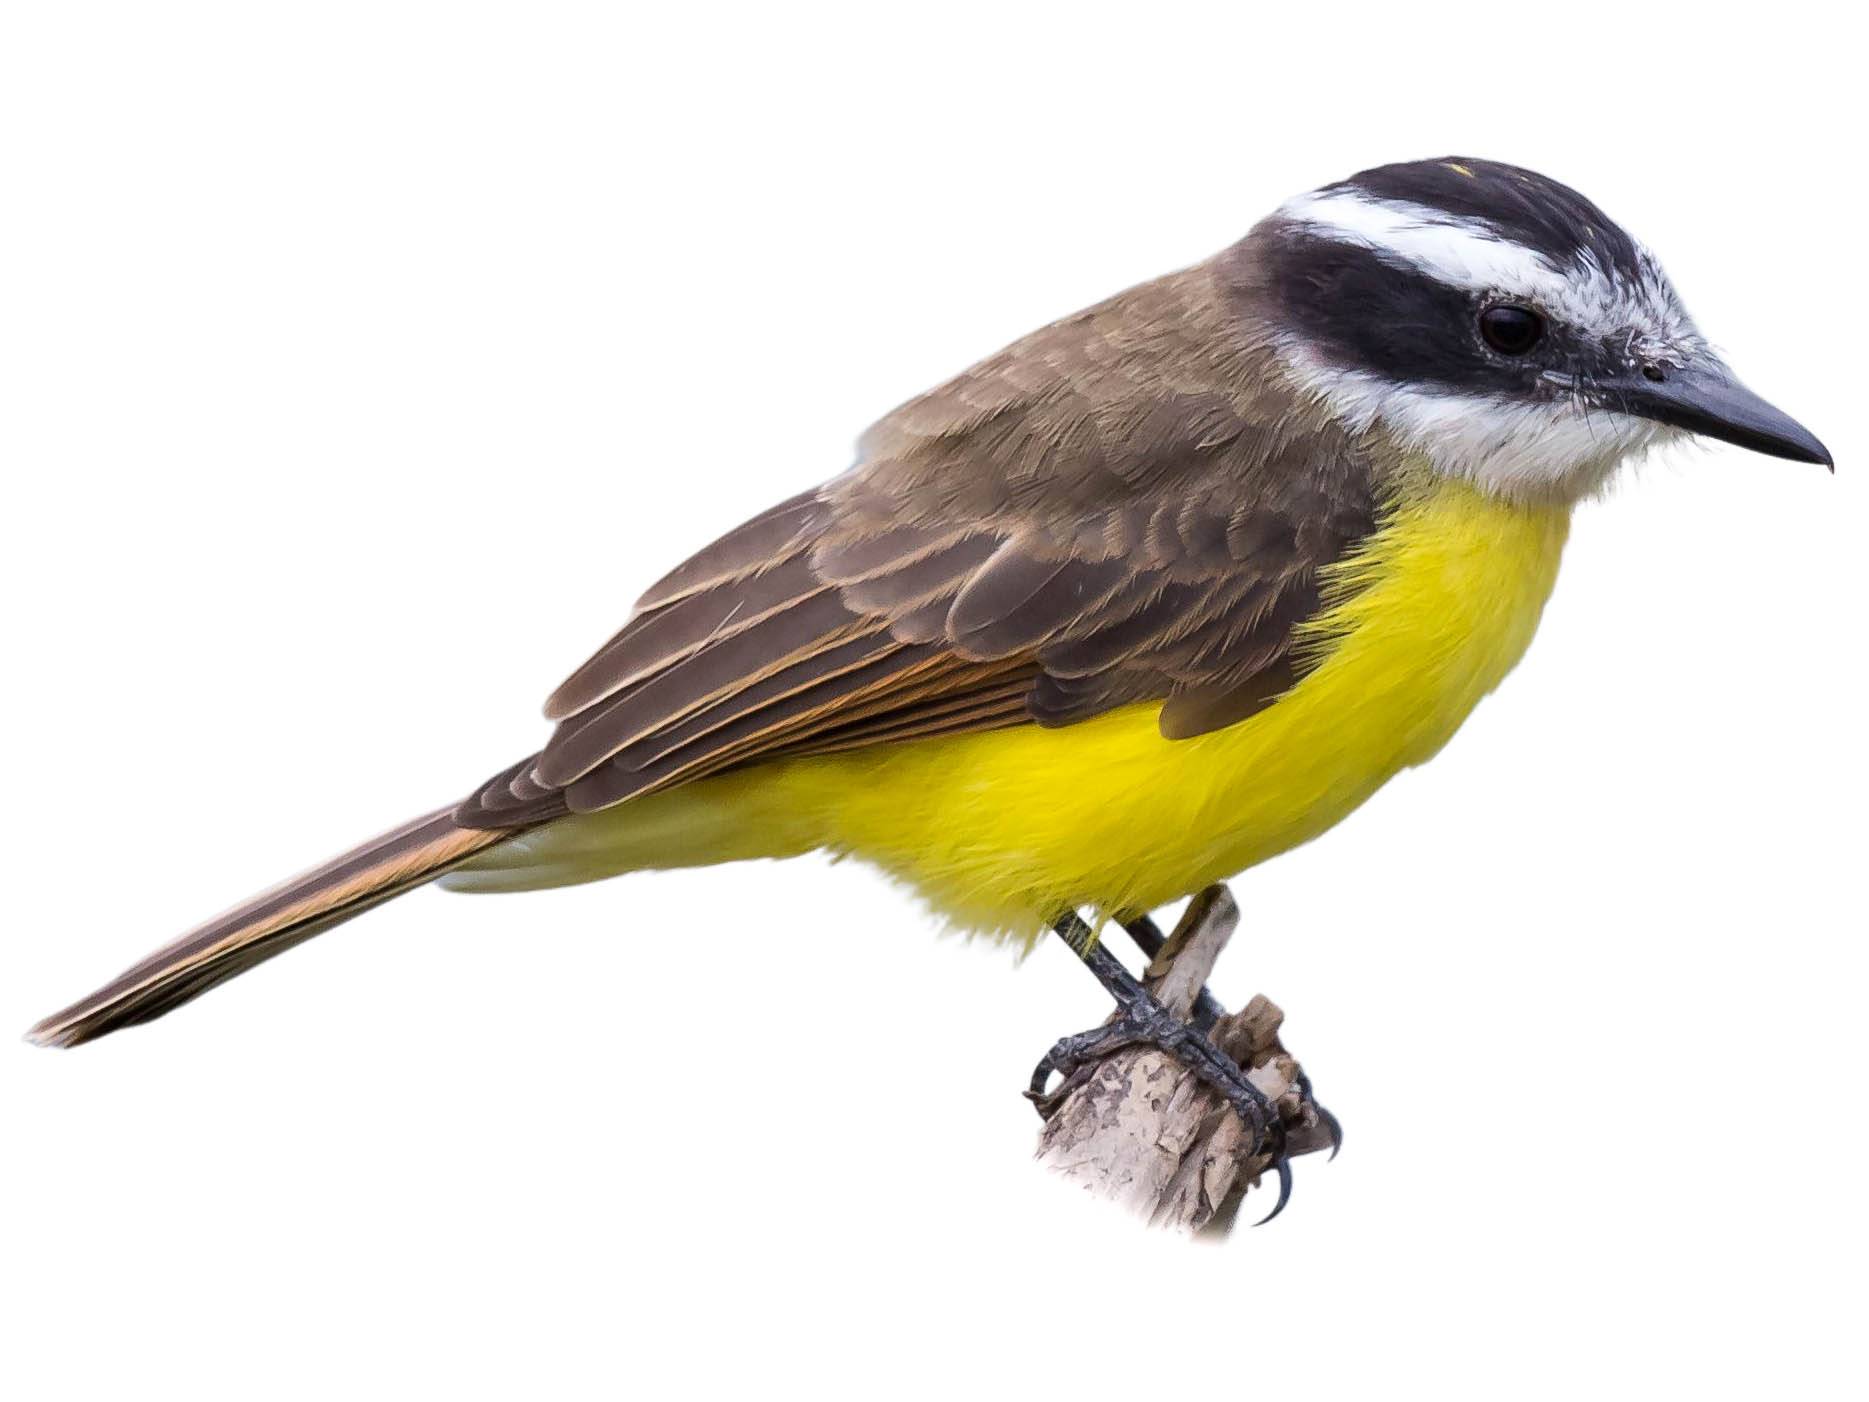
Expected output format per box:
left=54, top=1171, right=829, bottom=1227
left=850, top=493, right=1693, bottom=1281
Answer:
left=1275, top=344, right=1670, bottom=504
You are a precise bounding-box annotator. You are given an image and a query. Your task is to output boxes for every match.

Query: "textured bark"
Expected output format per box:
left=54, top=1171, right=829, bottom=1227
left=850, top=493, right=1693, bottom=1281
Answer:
left=1032, top=885, right=1336, bottom=1235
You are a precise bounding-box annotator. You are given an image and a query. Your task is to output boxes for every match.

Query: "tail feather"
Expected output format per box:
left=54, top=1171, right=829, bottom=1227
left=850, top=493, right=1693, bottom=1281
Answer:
left=27, top=808, right=509, bottom=1048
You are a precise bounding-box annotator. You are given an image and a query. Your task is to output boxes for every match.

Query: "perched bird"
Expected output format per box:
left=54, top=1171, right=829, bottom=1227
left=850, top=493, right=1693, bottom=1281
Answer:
left=30, top=158, right=1829, bottom=1161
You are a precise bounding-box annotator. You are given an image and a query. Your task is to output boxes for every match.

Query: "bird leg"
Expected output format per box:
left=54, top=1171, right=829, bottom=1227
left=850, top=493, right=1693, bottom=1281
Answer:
left=1030, top=910, right=1285, bottom=1162
left=1116, top=911, right=1226, bottom=1033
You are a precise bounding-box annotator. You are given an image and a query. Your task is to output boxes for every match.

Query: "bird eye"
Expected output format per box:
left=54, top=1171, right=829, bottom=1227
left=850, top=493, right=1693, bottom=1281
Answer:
left=1479, top=304, right=1545, bottom=355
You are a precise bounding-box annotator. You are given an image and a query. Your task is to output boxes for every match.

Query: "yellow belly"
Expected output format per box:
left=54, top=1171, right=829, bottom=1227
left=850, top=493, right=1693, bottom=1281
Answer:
left=448, top=476, right=1571, bottom=936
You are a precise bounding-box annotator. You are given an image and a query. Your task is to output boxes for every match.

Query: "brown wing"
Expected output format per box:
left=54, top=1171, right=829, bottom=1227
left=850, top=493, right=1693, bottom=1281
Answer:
left=455, top=253, right=1378, bottom=829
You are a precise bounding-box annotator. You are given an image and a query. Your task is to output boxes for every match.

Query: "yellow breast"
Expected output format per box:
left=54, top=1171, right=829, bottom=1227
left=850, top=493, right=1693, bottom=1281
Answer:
left=785, top=474, right=1571, bottom=933
left=451, top=475, right=1572, bottom=936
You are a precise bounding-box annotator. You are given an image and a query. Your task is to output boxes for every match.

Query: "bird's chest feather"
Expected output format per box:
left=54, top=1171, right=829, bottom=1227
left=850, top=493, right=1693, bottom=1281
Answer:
left=808, top=477, right=1573, bottom=932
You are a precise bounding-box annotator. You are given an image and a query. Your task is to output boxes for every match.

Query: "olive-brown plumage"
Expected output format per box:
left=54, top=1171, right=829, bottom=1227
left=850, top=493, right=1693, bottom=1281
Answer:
left=457, top=252, right=1378, bottom=827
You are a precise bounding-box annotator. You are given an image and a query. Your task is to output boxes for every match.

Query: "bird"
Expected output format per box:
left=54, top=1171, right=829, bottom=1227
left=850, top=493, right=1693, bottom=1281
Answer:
left=29, top=157, right=1830, bottom=1162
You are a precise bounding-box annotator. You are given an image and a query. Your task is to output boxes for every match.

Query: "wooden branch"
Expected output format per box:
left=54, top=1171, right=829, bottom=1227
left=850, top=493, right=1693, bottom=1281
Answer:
left=1031, top=885, right=1337, bottom=1235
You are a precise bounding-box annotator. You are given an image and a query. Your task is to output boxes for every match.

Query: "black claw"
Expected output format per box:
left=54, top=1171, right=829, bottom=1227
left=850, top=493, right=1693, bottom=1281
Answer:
left=1028, top=1059, right=1054, bottom=1102
left=1318, top=1104, right=1344, bottom=1161
left=1254, top=1156, right=1294, bottom=1226
left=1295, top=1069, right=1343, bottom=1160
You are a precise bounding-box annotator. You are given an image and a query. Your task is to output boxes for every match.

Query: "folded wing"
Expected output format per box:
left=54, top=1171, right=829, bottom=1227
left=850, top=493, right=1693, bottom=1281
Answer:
left=456, top=265, right=1379, bottom=829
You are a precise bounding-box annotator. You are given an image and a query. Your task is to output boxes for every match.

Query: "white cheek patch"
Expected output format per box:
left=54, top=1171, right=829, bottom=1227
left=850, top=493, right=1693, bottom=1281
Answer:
left=1278, top=344, right=1667, bottom=503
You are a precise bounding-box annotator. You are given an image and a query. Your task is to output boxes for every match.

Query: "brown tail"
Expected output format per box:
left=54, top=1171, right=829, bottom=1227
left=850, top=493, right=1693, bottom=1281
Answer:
left=26, top=808, right=509, bottom=1048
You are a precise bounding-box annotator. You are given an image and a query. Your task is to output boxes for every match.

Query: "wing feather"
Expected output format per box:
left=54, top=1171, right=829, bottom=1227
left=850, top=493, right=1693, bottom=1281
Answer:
left=537, top=591, right=869, bottom=787
left=455, top=257, right=1381, bottom=831
left=631, top=489, right=823, bottom=613
left=544, top=554, right=827, bottom=721
left=775, top=683, right=1037, bottom=757
left=562, top=652, right=1014, bottom=811
left=949, top=551, right=1138, bottom=659
left=610, top=632, right=918, bottom=775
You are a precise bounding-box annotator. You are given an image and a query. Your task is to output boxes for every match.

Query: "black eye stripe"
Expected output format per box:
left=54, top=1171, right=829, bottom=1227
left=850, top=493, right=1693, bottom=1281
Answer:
left=1233, top=224, right=1618, bottom=402
left=1251, top=228, right=1524, bottom=392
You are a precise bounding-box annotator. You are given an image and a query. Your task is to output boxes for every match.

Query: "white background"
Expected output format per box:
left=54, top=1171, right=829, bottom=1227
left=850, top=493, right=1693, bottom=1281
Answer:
left=2, top=3, right=1861, bottom=1398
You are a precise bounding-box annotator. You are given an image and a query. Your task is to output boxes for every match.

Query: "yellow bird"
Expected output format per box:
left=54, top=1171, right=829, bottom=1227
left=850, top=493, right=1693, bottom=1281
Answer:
left=30, top=158, right=1830, bottom=1166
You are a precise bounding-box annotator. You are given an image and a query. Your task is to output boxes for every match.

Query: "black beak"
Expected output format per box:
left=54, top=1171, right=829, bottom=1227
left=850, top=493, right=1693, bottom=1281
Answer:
left=1605, top=361, right=1832, bottom=468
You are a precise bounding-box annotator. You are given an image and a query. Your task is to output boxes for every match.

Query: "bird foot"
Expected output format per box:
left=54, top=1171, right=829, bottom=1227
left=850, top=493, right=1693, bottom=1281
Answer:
left=1025, top=953, right=1285, bottom=1163
left=1031, top=903, right=1340, bottom=1227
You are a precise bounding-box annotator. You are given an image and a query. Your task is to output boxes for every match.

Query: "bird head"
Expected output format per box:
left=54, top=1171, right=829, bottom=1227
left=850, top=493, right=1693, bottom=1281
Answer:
left=1242, top=157, right=1831, bottom=503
